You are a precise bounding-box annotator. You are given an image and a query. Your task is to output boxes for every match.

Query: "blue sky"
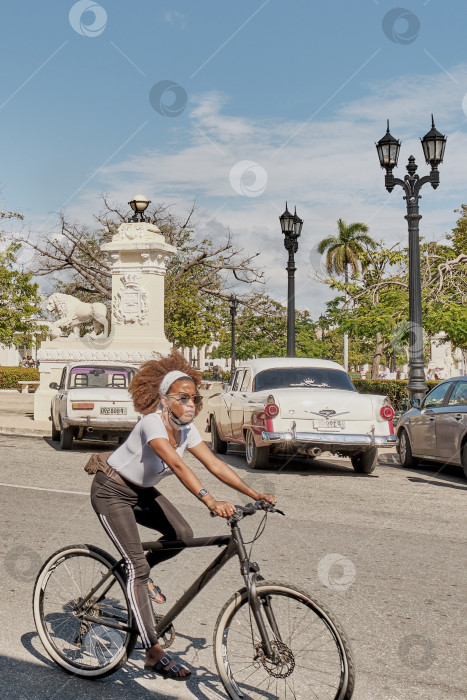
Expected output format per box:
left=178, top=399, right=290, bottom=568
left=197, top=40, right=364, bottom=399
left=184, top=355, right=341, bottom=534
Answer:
left=1, top=0, right=467, bottom=312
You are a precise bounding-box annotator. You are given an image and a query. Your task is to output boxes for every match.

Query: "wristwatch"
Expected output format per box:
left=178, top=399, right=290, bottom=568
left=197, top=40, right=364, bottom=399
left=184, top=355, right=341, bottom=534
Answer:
left=197, top=488, right=210, bottom=500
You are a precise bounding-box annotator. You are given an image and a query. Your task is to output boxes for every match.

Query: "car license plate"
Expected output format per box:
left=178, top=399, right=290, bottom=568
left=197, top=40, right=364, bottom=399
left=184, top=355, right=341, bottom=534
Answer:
left=313, top=419, right=345, bottom=431
left=100, top=407, right=127, bottom=415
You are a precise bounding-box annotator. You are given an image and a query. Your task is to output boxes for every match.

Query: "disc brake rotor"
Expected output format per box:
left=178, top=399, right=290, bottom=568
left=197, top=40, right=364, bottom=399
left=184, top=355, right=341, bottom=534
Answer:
left=254, top=641, right=295, bottom=678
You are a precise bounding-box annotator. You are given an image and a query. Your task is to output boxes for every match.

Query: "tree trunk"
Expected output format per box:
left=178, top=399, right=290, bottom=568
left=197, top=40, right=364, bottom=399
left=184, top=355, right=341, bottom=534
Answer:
left=372, top=332, right=385, bottom=379
left=197, top=347, right=201, bottom=369
left=343, top=266, right=349, bottom=371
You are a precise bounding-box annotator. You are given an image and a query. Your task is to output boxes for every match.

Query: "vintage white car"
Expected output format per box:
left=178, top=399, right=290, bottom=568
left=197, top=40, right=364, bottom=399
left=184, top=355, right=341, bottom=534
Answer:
left=50, top=362, right=140, bottom=450
left=206, top=358, right=397, bottom=473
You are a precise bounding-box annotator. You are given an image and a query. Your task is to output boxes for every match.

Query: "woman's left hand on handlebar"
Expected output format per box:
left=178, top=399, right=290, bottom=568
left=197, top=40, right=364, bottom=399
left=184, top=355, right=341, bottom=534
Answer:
left=255, top=493, right=276, bottom=505
left=209, top=500, right=237, bottom=518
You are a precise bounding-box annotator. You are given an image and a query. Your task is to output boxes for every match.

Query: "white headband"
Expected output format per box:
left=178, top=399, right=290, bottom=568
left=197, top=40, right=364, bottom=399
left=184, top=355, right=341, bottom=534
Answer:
left=159, top=371, right=192, bottom=396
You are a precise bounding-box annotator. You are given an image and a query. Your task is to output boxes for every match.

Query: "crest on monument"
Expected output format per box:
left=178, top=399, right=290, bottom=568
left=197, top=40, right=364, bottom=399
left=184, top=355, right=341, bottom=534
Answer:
left=113, top=274, right=149, bottom=325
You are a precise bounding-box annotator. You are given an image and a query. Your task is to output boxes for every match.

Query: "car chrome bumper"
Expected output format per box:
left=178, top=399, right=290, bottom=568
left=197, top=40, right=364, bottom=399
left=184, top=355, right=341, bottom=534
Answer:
left=261, top=430, right=398, bottom=448
left=62, top=417, right=137, bottom=430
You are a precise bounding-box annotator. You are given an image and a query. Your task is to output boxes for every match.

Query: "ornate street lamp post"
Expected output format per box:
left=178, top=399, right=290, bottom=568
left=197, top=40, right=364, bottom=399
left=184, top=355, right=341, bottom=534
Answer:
left=376, top=116, right=446, bottom=406
left=228, top=294, right=238, bottom=374
left=128, top=195, right=151, bottom=222
left=279, top=203, right=303, bottom=358
left=319, top=314, right=326, bottom=359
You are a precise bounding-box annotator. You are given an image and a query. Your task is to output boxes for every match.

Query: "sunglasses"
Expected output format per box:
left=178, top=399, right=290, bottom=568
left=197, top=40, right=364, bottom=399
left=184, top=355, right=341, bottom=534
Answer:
left=166, top=393, right=202, bottom=405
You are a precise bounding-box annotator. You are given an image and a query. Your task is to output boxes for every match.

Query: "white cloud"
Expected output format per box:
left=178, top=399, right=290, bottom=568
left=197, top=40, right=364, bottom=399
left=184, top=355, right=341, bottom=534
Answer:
left=63, top=64, right=467, bottom=315
left=163, top=11, right=187, bottom=29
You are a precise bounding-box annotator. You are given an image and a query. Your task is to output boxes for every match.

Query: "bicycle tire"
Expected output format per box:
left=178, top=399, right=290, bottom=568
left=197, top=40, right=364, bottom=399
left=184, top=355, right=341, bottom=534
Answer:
left=32, top=544, right=137, bottom=679
left=213, top=580, right=355, bottom=700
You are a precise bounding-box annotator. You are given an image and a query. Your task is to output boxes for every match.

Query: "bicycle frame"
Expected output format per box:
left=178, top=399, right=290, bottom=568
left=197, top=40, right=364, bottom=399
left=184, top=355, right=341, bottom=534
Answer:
left=76, top=522, right=278, bottom=658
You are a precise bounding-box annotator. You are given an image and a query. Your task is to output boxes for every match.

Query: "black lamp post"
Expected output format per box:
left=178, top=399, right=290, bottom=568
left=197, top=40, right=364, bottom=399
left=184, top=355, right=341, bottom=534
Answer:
left=390, top=345, right=396, bottom=374
left=128, top=194, right=151, bottom=222
left=279, top=203, right=303, bottom=358
left=228, top=294, right=238, bottom=374
left=376, top=116, right=446, bottom=406
left=319, top=314, right=326, bottom=359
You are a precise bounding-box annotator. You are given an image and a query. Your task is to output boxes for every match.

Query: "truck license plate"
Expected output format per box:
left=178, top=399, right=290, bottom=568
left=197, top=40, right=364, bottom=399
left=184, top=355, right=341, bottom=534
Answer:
left=313, top=419, right=345, bottom=431
left=100, top=407, right=127, bottom=415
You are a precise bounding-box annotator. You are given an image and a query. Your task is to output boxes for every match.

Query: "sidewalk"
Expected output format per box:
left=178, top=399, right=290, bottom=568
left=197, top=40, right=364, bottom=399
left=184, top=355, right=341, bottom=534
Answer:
left=0, top=392, right=50, bottom=437
left=0, top=383, right=223, bottom=439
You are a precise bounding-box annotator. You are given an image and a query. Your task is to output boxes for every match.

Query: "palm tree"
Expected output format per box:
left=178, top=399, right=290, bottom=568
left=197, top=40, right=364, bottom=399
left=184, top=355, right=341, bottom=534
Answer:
left=317, top=219, right=376, bottom=370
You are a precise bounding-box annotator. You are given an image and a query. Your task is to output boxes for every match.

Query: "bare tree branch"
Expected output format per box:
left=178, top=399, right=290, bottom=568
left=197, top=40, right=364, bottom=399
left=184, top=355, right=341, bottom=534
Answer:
left=14, top=196, right=265, bottom=313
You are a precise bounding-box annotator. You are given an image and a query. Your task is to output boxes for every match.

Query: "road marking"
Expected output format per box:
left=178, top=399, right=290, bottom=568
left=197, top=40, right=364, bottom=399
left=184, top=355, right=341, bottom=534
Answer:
left=0, top=482, right=88, bottom=496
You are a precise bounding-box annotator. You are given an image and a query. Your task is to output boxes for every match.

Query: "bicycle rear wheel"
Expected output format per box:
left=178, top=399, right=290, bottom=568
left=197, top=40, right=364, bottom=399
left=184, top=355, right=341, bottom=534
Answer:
left=214, top=580, right=355, bottom=700
left=32, top=544, right=137, bottom=679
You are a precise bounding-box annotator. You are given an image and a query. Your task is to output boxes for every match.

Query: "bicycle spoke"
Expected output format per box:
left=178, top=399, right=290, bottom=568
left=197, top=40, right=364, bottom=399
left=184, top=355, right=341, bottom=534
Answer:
left=215, top=584, right=353, bottom=700
left=35, top=548, right=134, bottom=676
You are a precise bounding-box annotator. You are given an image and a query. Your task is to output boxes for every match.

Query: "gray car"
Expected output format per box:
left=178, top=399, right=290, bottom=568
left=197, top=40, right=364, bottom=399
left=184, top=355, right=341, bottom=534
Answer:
left=397, top=376, right=467, bottom=477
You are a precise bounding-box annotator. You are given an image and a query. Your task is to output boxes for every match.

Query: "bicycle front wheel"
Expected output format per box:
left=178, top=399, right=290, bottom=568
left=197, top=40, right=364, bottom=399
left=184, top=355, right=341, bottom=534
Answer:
left=214, top=580, right=355, bottom=700
left=32, top=544, right=137, bottom=679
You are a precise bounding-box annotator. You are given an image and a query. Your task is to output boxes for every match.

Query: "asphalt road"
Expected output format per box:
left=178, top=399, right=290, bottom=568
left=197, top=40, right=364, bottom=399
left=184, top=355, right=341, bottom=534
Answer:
left=0, top=435, right=465, bottom=700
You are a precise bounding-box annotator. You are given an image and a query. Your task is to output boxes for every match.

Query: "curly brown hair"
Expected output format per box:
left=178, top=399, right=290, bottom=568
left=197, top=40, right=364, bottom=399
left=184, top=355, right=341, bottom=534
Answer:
left=130, top=349, right=203, bottom=416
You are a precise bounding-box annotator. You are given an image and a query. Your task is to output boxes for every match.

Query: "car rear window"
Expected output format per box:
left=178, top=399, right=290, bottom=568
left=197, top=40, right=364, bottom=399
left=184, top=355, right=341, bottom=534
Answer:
left=68, top=366, right=135, bottom=389
left=253, top=368, right=356, bottom=392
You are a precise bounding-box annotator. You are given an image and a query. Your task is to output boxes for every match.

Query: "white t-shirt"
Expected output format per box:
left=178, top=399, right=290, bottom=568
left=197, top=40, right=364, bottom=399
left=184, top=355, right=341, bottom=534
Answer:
left=108, top=412, right=203, bottom=488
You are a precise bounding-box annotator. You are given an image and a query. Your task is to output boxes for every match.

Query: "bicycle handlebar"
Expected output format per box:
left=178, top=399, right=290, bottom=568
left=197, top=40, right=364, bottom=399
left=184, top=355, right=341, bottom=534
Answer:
left=210, top=499, right=285, bottom=522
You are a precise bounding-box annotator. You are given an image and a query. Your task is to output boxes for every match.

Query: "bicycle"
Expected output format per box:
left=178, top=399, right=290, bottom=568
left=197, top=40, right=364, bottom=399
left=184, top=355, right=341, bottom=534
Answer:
left=32, top=501, right=355, bottom=699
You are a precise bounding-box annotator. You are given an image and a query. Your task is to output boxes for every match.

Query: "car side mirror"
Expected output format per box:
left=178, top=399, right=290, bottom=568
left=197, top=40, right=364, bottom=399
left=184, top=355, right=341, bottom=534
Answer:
left=222, top=382, right=230, bottom=392
left=49, top=382, right=59, bottom=390
left=409, top=398, right=421, bottom=409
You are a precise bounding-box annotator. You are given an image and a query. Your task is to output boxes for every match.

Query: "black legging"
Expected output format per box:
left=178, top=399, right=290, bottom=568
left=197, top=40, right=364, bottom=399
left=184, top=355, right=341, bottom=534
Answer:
left=90, top=471, right=193, bottom=648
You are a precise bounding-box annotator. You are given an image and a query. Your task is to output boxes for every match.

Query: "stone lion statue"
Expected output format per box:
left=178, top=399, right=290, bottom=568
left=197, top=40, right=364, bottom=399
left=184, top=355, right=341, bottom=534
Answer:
left=45, top=293, right=109, bottom=340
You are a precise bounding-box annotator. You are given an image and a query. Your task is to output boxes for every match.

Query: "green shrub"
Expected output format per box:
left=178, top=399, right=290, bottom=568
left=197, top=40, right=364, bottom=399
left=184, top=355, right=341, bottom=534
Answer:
left=202, top=370, right=231, bottom=383
left=352, top=379, right=440, bottom=410
left=0, top=366, right=40, bottom=389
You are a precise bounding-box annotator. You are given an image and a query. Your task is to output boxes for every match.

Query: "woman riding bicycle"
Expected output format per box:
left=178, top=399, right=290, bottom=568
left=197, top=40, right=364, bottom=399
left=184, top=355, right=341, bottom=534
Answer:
left=90, top=350, right=275, bottom=681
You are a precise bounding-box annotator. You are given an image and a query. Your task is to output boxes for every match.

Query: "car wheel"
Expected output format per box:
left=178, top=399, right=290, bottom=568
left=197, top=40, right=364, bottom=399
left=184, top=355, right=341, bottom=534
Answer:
left=60, top=425, right=74, bottom=450
left=461, top=443, right=467, bottom=479
left=211, top=417, right=228, bottom=454
left=51, top=415, right=60, bottom=442
left=245, top=429, right=270, bottom=470
left=351, top=446, right=378, bottom=474
left=398, top=428, right=418, bottom=468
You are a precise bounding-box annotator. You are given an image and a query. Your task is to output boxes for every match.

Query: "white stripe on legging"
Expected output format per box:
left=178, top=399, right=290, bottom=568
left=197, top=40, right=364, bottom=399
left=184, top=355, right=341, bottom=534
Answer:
left=99, top=514, right=151, bottom=648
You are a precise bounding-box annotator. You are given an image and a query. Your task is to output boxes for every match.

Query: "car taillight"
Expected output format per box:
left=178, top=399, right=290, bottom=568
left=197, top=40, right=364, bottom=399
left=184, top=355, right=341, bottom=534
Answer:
left=265, top=403, right=279, bottom=418
left=72, top=403, right=94, bottom=410
left=380, top=405, right=394, bottom=421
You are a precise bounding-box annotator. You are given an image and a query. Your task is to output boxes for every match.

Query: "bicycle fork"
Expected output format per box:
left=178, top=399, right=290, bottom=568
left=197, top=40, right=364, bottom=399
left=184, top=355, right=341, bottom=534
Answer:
left=231, top=524, right=282, bottom=661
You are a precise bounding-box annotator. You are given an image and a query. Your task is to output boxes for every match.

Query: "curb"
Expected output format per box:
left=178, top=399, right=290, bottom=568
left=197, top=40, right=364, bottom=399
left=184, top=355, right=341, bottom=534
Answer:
left=0, top=426, right=49, bottom=438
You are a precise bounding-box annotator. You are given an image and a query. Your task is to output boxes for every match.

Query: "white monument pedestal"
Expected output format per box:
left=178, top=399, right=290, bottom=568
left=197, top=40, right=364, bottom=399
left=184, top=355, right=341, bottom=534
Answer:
left=34, top=221, right=177, bottom=421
